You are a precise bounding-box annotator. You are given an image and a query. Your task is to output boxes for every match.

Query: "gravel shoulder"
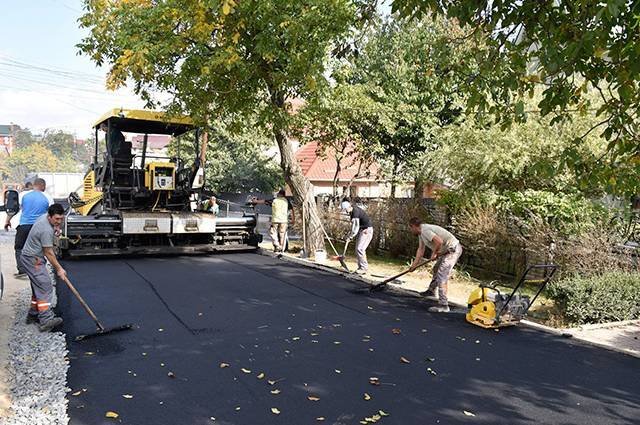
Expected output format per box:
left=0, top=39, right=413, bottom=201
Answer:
left=0, top=237, right=69, bottom=424
left=0, top=238, right=29, bottom=416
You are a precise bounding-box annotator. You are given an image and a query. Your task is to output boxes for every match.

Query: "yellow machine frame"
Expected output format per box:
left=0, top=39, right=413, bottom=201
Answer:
left=465, top=264, right=557, bottom=329
left=77, top=170, right=103, bottom=216
left=145, top=162, right=176, bottom=191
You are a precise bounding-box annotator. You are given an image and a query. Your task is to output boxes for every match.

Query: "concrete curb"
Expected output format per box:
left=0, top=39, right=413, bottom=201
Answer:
left=258, top=249, right=640, bottom=360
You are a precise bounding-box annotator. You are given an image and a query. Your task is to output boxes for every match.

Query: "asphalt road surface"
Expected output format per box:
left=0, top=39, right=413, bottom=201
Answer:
left=56, top=253, right=640, bottom=425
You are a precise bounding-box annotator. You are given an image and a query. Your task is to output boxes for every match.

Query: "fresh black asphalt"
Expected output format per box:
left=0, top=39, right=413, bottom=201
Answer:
left=56, top=253, right=640, bottom=425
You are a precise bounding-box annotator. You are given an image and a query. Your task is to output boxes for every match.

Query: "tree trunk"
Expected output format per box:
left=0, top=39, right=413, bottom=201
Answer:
left=273, top=127, right=325, bottom=255
left=389, top=157, right=401, bottom=199
left=267, top=87, right=326, bottom=256
left=332, top=159, right=341, bottom=202
left=413, top=174, right=425, bottom=199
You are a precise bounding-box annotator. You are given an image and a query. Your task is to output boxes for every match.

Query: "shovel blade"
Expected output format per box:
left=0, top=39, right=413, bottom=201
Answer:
left=74, top=323, right=133, bottom=341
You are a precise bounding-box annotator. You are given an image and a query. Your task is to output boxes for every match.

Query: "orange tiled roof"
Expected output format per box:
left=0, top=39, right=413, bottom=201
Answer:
left=295, top=142, right=379, bottom=182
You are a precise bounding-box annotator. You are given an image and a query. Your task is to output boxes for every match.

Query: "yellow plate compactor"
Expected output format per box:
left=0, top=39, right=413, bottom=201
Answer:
left=466, top=264, right=557, bottom=329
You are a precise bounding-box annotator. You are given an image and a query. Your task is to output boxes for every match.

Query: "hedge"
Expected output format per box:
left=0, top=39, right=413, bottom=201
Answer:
left=547, top=271, right=640, bottom=325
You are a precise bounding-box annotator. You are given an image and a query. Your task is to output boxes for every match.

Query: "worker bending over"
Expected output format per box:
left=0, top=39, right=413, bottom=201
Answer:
left=408, top=217, right=463, bottom=313
left=341, top=199, right=373, bottom=275
left=20, top=204, right=66, bottom=332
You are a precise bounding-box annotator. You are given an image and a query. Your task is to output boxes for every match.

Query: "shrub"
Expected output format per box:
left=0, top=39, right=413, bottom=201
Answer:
left=547, top=272, right=640, bottom=325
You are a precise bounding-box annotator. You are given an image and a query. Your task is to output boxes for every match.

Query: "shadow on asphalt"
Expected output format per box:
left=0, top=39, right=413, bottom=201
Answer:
left=55, top=253, right=640, bottom=425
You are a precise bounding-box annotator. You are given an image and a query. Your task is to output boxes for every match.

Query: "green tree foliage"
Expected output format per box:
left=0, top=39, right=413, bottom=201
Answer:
left=0, top=144, right=78, bottom=183
left=170, top=122, right=283, bottom=193
left=12, top=128, right=37, bottom=149
left=301, top=16, right=480, bottom=196
left=390, top=1, right=640, bottom=193
left=296, top=84, right=379, bottom=199
left=78, top=0, right=370, bottom=252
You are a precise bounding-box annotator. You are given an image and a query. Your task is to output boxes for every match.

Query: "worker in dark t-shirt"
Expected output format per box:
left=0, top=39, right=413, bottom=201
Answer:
left=340, top=199, right=373, bottom=274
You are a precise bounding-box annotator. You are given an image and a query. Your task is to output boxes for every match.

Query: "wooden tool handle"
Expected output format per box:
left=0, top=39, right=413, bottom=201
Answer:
left=379, top=259, right=433, bottom=285
left=61, top=275, right=105, bottom=332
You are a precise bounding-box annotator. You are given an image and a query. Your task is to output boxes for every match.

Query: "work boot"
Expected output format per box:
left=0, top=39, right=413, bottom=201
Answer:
left=420, top=289, right=438, bottom=301
left=428, top=305, right=450, bottom=313
left=39, top=317, right=63, bottom=333
left=25, top=314, right=39, bottom=325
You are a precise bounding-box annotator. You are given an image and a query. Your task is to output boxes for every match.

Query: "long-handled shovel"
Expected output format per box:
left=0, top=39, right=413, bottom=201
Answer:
left=330, top=238, right=351, bottom=269
left=369, top=259, right=433, bottom=293
left=60, top=275, right=133, bottom=341
left=319, top=224, right=350, bottom=272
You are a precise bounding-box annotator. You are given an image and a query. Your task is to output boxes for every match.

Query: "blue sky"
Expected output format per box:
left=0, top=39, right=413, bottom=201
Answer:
left=0, top=0, right=143, bottom=136
left=0, top=1, right=392, bottom=137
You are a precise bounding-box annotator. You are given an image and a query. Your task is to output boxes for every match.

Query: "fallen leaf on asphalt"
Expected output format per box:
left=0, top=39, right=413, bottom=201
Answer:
left=335, top=369, right=341, bottom=374
left=400, top=356, right=410, bottom=364
left=476, top=358, right=481, bottom=361
left=257, top=372, right=265, bottom=379
left=142, top=353, right=147, bottom=356
left=367, top=305, right=373, bottom=310
left=198, top=312, right=203, bottom=316
left=421, top=329, right=427, bottom=333
left=268, top=380, right=276, bottom=385
left=363, top=393, right=371, bottom=400
left=105, top=411, right=119, bottom=419
left=71, top=391, right=82, bottom=396
left=310, top=332, right=319, bottom=336
left=316, top=417, right=325, bottom=421
left=160, top=363, right=165, bottom=367
left=391, top=328, right=401, bottom=335
left=427, top=368, right=437, bottom=376
left=84, top=352, right=95, bottom=356
left=463, top=410, right=476, bottom=417
left=158, top=328, right=164, bottom=332
left=475, top=340, right=480, bottom=344
left=456, top=336, right=466, bottom=341
left=292, top=337, right=300, bottom=341
left=122, top=394, right=133, bottom=399
left=426, top=357, right=436, bottom=362
left=220, top=363, right=230, bottom=368
left=333, top=341, right=341, bottom=345
left=379, top=410, right=389, bottom=417
left=369, top=377, right=380, bottom=386
left=308, top=396, right=320, bottom=401
left=360, top=421, right=367, bottom=424
left=271, top=407, right=281, bottom=415
left=241, top=368, right=251, bottom=374
left=270, top=389, right=281, bottom=395
left=167, top=372, right=175, bottom=378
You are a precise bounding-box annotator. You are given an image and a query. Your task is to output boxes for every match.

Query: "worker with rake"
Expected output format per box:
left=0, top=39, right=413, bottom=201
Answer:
left=21, top=204, right=67, bottom=332
left=408, top=217, right=463, bottom=313
left=341, top=199, right=373, bottom=275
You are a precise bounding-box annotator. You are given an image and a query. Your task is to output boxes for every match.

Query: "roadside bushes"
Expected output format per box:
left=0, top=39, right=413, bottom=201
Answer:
left=548, top=272, right=640, bottom=325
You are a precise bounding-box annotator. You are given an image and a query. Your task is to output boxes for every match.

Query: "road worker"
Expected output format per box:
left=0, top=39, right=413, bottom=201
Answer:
left=20, top=204, right=66, bottom=332
left=5, top=178, right=53, bottom=277
left=341, top=199, right=373, bottom=275
left=408, top=217, right=463, bottom=313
